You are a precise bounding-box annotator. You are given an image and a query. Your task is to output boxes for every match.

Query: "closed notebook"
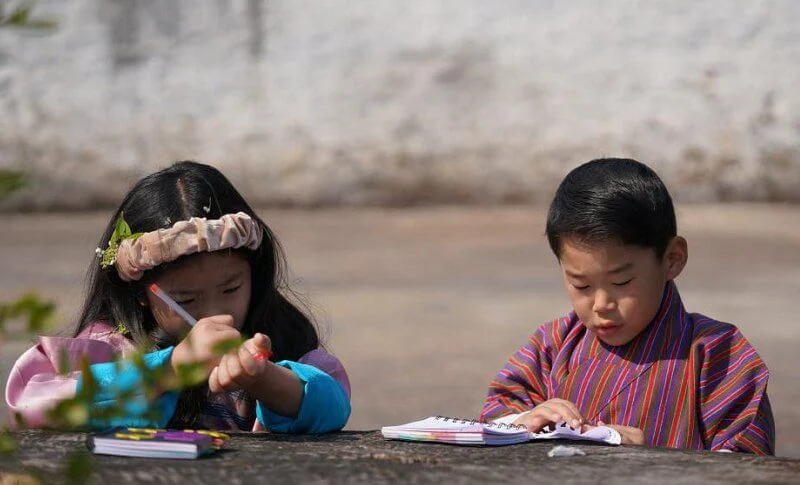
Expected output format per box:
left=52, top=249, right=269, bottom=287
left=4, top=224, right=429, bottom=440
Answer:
left=86, top=428, right=230, bottom=459
left=381, top=416, right=621, bottom=446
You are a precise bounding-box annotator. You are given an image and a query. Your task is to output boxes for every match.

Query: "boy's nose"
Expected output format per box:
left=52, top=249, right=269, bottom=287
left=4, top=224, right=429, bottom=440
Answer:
left=592, top=290, right=616, bottom=312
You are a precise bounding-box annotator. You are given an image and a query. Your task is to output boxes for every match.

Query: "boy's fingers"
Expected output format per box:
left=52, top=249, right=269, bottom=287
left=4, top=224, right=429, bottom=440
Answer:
left=521, top=415, right=548, bottom=432
left=525, top=410, right=561, bottom=432
left=550, top=400, right=584, bottom=426
left=543, top=403, right=575, bottom=425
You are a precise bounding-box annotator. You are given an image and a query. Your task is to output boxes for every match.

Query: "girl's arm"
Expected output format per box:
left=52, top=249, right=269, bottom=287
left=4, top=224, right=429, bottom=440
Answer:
left=253, top=357, right=351, bottom=434
left=5, top=331, right=178, bottom=429
left=209, top=335, right=351, bottom=434
left=77, top=347, right=179, bottom=429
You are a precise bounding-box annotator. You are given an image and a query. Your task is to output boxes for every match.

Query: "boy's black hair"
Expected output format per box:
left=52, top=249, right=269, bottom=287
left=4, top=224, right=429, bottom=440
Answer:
left=75, top=161, right=319, bottom=427
left=546, top=158, right=677, bottom=259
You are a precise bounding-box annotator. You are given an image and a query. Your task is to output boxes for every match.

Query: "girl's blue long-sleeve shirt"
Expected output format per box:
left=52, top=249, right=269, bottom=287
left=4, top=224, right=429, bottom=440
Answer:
left=76, top=346, right=351, bottom=433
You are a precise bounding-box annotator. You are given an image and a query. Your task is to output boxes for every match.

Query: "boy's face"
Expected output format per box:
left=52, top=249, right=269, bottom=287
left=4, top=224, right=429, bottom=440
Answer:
left=558, top=237, right=686, bottom=347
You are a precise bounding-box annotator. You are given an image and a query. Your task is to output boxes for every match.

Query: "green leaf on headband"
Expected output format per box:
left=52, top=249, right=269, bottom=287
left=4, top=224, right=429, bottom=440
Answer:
left=100, top=213, right=143, bottom=269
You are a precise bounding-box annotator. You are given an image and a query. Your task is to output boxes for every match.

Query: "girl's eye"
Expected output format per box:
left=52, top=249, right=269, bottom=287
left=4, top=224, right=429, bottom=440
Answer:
left=223, top=285, right=241, bottom=295
left=175, top=299, right=194, bottom=305
left=613, top=279, right=633, bottom=286
left=572, top=284, right=590, bottom=291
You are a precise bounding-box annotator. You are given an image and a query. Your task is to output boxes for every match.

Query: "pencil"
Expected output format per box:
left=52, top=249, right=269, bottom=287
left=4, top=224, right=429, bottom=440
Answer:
left=148, top=283, right=198, bottom=326
left=147, top=283, right=271, bottom=361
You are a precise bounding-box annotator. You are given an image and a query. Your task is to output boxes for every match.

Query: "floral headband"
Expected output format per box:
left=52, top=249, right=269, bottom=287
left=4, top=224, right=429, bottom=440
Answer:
left=97, top=212, right=263, bottom=282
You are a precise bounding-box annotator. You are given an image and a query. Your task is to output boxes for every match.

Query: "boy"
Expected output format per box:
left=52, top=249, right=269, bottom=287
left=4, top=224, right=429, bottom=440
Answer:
left=481, top=158, right=775, bottom=454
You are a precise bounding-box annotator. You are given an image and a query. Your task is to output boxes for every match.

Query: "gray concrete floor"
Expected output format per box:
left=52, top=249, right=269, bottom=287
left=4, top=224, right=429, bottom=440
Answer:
left=2, top=205, right=799, bottom=457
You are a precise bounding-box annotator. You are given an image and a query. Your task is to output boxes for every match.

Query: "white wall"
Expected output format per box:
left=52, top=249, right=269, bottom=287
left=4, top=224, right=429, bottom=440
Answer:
left=1, top=0, right=799, bottom=209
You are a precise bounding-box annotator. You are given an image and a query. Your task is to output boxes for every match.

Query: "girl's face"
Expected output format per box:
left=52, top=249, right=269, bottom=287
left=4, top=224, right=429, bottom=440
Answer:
left=145, top=251, right=252, bottom=339
left=558, top=236, right=687, bottom=347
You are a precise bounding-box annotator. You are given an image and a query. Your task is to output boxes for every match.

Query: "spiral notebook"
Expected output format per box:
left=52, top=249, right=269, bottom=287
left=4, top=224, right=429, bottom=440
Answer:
left=86, top=428, right=230, bottom=459
left=381, top=416, right=621, bottom=446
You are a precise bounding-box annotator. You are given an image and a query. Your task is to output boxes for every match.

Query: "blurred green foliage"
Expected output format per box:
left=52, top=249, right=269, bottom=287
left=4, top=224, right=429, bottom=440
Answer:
left=0, top=169, right=26, bottom=198
left=0, top=8, right=239, bottom=469
left=0, top=0, right=57, bottom=30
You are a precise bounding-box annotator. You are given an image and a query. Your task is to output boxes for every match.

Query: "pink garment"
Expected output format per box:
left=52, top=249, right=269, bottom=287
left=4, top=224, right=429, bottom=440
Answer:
left=5, top=322, right=134, bottom=428
left=5, top=322, right=351, bottom=430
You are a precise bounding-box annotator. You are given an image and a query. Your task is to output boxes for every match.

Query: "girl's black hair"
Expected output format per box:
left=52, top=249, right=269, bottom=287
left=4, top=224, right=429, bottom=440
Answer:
left=75, top=161, right=319, bottom=427
left=546, top=158, right=677, bottom=259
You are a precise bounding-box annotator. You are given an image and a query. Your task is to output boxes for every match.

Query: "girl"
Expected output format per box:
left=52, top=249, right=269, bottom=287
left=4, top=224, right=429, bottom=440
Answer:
left=5, top=161, right=351, bottom=433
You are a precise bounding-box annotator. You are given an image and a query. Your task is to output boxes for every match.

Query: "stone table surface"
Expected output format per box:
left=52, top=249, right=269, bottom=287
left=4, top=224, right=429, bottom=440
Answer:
left=1, top=430, right=799, bottom=484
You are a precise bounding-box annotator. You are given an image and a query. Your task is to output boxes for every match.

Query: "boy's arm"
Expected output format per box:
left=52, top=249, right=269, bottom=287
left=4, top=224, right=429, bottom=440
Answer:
left=480, top=323, right=557, bottom=421
left=697, top=325, right=775, bottom=455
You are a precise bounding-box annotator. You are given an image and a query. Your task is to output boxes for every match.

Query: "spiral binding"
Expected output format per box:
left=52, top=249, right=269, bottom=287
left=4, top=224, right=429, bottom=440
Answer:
left=433, top=415, right=527, bottom=430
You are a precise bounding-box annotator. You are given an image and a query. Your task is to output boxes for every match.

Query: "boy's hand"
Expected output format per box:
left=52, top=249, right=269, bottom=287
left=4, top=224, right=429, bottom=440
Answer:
left=170, top=315, right=241, bottom=373
left=208, top=333, right=273, bottom=393
left=591, top=421, right=645, bottom=445
left=513, top=398, right=585, bottom=432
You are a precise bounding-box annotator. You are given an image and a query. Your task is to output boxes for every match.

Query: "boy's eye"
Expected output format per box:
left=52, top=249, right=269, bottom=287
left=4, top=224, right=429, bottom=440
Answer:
left=175, top=299, right=194, bottom=305
left=223, top=285, right=241, bottom=295
left=572, top=284, right=590, bottom=291
left=613, top=279, right=633, bottom=286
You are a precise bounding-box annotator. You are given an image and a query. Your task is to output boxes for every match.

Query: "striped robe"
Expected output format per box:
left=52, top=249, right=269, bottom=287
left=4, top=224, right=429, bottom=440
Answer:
left=481, top=282, right=775, bottom=455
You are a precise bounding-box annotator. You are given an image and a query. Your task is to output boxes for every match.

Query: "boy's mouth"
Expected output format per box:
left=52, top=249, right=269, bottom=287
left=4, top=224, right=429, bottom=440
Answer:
left=593, top=322, right=623, bottom=338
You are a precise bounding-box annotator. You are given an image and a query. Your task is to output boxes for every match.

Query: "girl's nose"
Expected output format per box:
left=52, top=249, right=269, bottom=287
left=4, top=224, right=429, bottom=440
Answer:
left=195, top=301, right=235, bottom=326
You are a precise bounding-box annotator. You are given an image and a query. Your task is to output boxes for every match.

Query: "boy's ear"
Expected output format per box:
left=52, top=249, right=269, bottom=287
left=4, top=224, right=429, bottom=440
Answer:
left=663, top=236, right=688, bottom=281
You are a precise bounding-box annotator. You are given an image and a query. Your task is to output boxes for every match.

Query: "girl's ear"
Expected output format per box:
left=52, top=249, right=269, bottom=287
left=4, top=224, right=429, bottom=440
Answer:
left=663, top=236, right=688, bottom=281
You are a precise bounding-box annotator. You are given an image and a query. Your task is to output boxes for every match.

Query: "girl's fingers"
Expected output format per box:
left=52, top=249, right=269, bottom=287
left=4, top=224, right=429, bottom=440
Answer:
left=223, top=352, right=248, bottom=386
left=250, top=333, right=273, bottom=362
left=238, top=343, right=261, bottom=376
left=216, top=356, right=234, bottom=390
left=208, top=366, right=221, bottom=393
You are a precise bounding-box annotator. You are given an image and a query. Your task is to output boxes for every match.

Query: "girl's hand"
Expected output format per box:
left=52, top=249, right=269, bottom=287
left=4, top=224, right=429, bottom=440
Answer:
left=208, top=333, right=273, bottom=393
left=170, top=315, right=242, bottom=373
left=513, top=398, right=585, bottom=432
left=592, top=421, right=645, bottom=445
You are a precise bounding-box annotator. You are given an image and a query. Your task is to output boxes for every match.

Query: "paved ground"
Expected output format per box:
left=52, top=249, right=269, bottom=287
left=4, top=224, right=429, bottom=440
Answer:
left=2, top=205, right=799, bottom=457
